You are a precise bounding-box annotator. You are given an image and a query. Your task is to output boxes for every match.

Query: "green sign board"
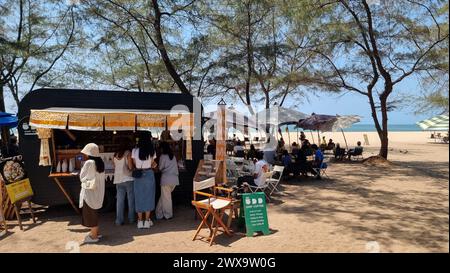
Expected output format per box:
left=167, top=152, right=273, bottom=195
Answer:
left=240, top=192, right=270, bottom=237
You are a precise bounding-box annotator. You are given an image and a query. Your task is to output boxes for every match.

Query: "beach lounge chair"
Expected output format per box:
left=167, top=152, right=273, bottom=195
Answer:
left=267, top=165, right=285, bottom=197
left=363, top=134, right=370, bottom=146
left=192, top=177, right=233, bottom=246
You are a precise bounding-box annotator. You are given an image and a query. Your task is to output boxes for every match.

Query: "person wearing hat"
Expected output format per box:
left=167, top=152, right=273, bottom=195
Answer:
left=79, top=143, right=105, bottom=243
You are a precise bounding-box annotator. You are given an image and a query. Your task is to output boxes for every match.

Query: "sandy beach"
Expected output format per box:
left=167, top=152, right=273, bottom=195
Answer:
left=0, top=131, right=448, bottom=253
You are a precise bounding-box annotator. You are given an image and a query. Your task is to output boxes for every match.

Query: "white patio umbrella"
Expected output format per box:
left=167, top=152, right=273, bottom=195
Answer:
left=205, top=106, right=258, bottom=130
left=255, top=105, right=308, bottom=147
left=416, top=114, right=449, bottom=131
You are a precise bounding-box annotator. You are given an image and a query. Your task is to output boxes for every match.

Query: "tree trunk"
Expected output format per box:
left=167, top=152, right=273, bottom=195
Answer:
left=367, top=90, right=389, bottom=159
left=0, top=83, right=5, bottom=113
left=151, top=0, right=190, bottom=95
left=245, top=2, right=253, bottom=108
left=379, top=130, right=389, bottom=159
left=379, top=93, right=390, bottom=159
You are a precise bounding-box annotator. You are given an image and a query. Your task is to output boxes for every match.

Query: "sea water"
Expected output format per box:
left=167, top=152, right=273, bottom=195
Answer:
left=283, top=124, right=421, bottom=132
left=343, top=124, right=421, bottom=132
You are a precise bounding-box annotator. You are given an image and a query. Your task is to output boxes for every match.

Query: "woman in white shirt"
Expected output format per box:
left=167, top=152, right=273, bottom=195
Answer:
left=156, top=142, right=179, bottom=220
left=131, top=131, right=157, bottom=229
left=79, top=143, right=105, bottom=244
left=233, top=140, right=245, bottom=157
left=113, top=138, right=135, bottom=225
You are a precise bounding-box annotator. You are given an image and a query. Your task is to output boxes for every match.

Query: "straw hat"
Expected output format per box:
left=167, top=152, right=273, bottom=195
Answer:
left=81, top=143, right=100, bottom=157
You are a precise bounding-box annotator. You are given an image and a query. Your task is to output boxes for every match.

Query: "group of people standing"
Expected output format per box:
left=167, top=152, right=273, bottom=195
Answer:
left=78, top=131, right=179, bottom=244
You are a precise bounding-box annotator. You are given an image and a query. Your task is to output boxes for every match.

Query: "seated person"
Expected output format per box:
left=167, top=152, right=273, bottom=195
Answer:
left=237, top=152, right=269, bottom=188
left=246, top=144, right=258, bottom=160
left=263, top=148, right=276, bottom=165
left=233, top=140, right=245, bottom=157
left=291, top=144, right=308, bottom=177
left=320, top=136, right=327, bottom=150
left=276, top=138, right=285, bottom=160
left=206, top=138, right=216, bottom=159
left=226, top=140, right=235, bottom=155
left=333, top=143, right=346, bottom=160
left=310, top=144, right=324, bottom=179
left=301, top=140, right=313, bottom=156
left=300, top=131, right=306, bottom=142
left=327, top=139, right=335, bottom=150
left=347, top=141, right=363, bottom=160
left=291, top=142, right=299, bottom=156
left=281, top=150, right=292, bottom=176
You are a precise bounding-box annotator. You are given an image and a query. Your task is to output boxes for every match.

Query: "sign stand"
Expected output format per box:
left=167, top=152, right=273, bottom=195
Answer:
left=239, top=192, right=270, bottom=237
left=12, top=197, right=36, bottom=230
left=5, top=178, right=36, bottom=230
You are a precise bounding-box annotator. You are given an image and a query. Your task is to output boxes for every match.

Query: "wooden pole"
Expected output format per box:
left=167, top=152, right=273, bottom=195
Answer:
left=287, top=125, right=291, bottom=151
left=0, top=179, right=6, bottom=233
left=215, top=102, right=227, bottom=184
left=53, top=177, right=80, bottom=214
left=341, top=128, right=349, bottom=150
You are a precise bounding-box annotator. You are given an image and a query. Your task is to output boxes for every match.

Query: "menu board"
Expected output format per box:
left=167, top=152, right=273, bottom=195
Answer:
left=240, top=192, right=270, bottom=237
left=5, top=178, right=34, bottom=204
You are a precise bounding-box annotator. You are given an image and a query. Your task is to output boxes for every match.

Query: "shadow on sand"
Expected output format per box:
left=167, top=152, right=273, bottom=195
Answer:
left=268, top=160, right=449, bottom=252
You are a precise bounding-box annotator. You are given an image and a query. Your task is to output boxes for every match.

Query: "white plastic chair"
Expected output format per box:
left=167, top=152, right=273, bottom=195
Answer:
left=248, top=171, right=272, bottom=201
left=267, top=165, right=284, bottom=196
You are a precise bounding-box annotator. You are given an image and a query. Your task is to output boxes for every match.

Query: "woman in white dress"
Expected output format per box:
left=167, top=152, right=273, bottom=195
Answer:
left=79, top=143, right=105, bottom=244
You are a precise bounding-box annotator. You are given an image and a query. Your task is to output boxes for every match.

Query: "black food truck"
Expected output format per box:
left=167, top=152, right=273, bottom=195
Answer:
left=18, top=88, right=203, bottom=212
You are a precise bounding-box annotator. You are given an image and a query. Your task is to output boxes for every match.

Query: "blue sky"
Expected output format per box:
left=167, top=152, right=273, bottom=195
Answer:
left=203, top=76, right=433, bottom=125
left=5, top=78, right=431, bottom=125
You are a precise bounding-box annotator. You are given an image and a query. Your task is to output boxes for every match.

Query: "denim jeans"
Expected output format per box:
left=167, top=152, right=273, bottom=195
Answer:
left=116, top=180, right=135, bottom=225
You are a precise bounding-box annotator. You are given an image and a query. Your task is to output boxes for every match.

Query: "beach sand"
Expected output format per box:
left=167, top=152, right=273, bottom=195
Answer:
left=0, top=132, right=448, bottom=253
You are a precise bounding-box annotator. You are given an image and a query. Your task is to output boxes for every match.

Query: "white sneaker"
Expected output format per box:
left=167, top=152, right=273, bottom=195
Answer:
left=144, top=220, right=154, bottom=228
left=84, top=235, right=99, bottom=244
left=137, top=220, right=144, bottom=229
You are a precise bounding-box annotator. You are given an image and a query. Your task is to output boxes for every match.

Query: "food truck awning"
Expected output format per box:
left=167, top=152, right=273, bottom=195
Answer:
left=29, top=108, right=194, bottom=131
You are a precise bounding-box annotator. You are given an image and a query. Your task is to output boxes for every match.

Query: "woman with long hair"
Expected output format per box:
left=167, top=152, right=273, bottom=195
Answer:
left=113, top=137, right=135, bottom=225
left=155, top=142, right=179, bottom=220
left=131, top=131, right=157, bottom=229
left=79, top=143, right=105, bottom=243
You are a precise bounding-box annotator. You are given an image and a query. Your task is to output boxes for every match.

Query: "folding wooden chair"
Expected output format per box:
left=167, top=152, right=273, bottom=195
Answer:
left=192, top=177, right=233, bottom=246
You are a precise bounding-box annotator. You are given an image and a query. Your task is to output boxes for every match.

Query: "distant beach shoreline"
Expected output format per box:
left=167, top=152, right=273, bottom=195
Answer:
left=284, top=124, right=423, bottom=133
